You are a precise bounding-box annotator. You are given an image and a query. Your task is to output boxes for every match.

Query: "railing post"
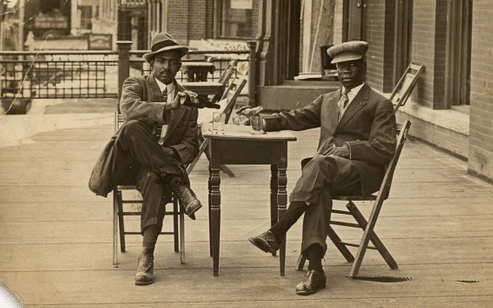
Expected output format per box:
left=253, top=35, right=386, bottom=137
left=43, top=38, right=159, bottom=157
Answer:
left=247, top=40, right=257, bottom=107
left=117, top=41, right=133, bottom=105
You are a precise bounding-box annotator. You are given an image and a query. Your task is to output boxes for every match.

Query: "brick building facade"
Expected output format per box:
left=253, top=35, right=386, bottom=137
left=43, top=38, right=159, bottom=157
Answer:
left=94, top=0, right=493, bottom=183
left=359, top=0, right=492, bottom=182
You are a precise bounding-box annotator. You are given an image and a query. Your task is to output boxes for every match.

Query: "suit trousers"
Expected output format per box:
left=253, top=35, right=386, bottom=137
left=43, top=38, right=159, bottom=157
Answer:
left=290, top=154, right=362, bottom=256
left=116, top=120, right=183, bottom=232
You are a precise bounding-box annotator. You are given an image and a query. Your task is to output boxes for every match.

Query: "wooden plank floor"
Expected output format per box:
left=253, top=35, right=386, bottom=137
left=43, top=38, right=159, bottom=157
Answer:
left=1, top=113, right=492, bottom=307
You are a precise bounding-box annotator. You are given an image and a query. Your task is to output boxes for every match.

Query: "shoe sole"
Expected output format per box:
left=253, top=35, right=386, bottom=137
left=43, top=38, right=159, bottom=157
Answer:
left=295, top=280, right=326, bottom=295
left=135, top=280, right=154, bottom=286
left=248, top=237, right=273, bottom=254
left=295, top=284, right=325, bottom=295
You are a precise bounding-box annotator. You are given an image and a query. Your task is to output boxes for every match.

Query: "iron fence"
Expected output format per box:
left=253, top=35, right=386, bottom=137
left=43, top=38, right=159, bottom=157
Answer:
left=0, top=49, right=249, bottom=101
left=0, top=51, right=119, bottom=100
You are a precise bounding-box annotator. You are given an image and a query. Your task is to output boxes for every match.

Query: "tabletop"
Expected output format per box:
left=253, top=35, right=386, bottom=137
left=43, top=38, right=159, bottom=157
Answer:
left=201, top=123, right=297, bottom=142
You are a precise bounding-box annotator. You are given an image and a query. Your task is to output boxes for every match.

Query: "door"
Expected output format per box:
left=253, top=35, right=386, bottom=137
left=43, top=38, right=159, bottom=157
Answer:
left=343, top=0, right=367, bottom=41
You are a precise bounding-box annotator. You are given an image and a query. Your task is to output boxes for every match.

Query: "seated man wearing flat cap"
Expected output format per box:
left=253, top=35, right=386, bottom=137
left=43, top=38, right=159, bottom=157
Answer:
left=90, top=32, right=202, bottom=285
left=248, top=41, right=396, bottom=295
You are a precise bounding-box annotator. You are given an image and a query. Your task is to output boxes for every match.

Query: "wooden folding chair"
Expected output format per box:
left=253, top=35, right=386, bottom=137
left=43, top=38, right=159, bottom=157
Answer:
left=292, top=120, right=412, bottom=278
left=390, top=63, right=425, bottom=113
left=186, top=77, right=247, bottom=175
left=211, top=59, right=238, bottom=103
left=112, top=113, right=186, bottom=267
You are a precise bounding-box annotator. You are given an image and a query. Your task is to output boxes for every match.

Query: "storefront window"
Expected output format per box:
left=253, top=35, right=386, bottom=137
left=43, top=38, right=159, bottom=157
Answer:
left=217, top=0, right=254, bottom=38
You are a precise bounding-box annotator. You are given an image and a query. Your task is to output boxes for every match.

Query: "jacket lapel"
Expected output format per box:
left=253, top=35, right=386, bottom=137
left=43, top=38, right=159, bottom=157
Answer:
left=148, top=73, right=165, bottom=102
left=337, top=84, right=369, bottom=128
left=329, top=88, right=341, bottom=128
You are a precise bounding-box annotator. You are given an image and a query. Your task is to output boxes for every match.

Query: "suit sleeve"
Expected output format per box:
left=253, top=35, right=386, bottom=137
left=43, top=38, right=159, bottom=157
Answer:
left=346, top=98, right=396, bottom=164
left=120, top=77, right=165, bottom=126
left=264, top=95, right=323, bottom=131
left=169, top=108, right=200, bottom=165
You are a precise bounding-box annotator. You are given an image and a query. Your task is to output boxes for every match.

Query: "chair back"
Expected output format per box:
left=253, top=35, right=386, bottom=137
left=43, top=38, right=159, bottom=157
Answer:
left=218, top=59, right=238, bottom=86
left=300, top=121, right=411, bottom=199
left=220, top=77, right=247, bottom=124
left=378, top=120, right=411, bottom=200
left=390, top=63, right=425, bottom=112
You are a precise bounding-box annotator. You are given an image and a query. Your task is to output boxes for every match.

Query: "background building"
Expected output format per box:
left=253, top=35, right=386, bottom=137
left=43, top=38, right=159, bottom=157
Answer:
left=2, top=0, right=492, bottom=183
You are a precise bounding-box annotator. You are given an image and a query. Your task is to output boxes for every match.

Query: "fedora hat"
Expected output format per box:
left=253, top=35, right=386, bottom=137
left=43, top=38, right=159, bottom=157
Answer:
left=327, top=41, right=368, bottom=64
left=143, top=32, right=189, bottom=63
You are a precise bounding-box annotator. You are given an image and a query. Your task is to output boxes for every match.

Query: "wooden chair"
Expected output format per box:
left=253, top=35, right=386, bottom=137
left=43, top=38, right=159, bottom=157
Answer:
left=112, top=113, right=187, bottom=267
left=211, top=59, right=238, bottom=103
left=186, top=76, right=247, bottom=175
left=390, top=63, right=425, bottom=113
left=291, top=120, right=412, bottom=278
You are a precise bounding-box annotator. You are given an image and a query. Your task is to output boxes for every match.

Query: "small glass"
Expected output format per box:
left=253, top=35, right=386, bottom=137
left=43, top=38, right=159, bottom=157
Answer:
left=250, top=115, right=265, bottom=134
left=212, top=112, right=226, bottom=133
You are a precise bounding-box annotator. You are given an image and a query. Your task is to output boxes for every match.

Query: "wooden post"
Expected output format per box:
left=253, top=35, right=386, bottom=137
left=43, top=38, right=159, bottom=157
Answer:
left=247, top=40, right=257, bottom=107
left=117, top=41, right=132, bottom=107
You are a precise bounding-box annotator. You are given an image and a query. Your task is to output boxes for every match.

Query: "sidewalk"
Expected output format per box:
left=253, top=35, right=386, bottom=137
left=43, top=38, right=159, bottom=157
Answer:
left=0, top=112, right=492, bottom=307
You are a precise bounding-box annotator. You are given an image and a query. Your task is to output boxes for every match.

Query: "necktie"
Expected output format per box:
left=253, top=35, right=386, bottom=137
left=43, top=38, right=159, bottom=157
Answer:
left=158, top=89, right=168, bottom=144
left=338, top=88, right=349, bottom=120
left=162, top=89, right=167, bottom=102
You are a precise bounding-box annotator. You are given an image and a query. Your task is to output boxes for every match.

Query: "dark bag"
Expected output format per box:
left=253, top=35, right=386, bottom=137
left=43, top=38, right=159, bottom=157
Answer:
left=88, top=136, right=117, bottom=197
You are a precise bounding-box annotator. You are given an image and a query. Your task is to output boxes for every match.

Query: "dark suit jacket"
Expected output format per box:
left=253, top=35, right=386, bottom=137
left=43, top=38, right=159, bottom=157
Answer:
left=89, top=74, right=199, bottom=197
left=264, top=84, right=396, bottom=195
left=120, top=73, right=199, bottom=164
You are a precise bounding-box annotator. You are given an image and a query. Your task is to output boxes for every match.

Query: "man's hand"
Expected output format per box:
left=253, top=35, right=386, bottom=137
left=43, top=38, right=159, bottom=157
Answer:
left=162, top=147, right=178, bottom=160
left=166, top=90, right=199, bottom=110
left=236, top=106, right=263, bottom=117
left=233, top=106, right=264, bottom=125
left=324, top=143, right=350, bottom=158
left=166, top=93, right=183, bottom=110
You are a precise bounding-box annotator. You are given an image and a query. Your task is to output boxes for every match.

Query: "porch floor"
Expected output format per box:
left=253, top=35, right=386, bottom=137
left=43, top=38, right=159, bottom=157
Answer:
left=0, top=112, right=492, bottom=307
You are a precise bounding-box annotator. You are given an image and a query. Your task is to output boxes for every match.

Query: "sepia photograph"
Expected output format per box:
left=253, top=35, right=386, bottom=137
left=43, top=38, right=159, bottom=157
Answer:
left=1, top=0, right=491, bottom=307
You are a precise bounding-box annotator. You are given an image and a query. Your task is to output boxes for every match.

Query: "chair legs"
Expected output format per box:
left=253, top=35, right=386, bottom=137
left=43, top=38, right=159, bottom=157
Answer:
left=112, top=193, right=120, bottom=268
left=112, top=188, right=185, bottom=266
left=295, top=200, right=398, bottom=277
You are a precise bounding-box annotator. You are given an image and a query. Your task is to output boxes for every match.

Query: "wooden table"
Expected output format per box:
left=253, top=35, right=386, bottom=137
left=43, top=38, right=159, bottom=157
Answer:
left=182, top=62, right=215, bottom=81
left=202, top=123, right=297, bottom=276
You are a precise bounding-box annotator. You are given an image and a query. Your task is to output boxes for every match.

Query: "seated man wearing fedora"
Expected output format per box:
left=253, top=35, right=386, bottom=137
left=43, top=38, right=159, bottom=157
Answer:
left=248, top=41, right=396, bottom=295
left=91, top=32, right=202, bottom=285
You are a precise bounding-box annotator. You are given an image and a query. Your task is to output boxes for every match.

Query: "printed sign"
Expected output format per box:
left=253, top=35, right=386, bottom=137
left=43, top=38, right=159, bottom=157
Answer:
left=88, top=34, right=113, bottom=50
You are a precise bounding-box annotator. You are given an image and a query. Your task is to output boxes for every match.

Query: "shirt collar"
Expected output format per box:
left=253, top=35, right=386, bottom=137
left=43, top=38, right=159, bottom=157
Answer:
left=155, top=77, right=175, bottom=94
left=344, top=83, right=364, bottom=102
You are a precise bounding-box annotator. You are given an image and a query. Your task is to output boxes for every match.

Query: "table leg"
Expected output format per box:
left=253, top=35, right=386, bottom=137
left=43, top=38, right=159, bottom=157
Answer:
left=208, top=163, right=221, bottom=276
left=270, top=164, right=279, bottom=238
left=276, top=163, right=288, bottom=277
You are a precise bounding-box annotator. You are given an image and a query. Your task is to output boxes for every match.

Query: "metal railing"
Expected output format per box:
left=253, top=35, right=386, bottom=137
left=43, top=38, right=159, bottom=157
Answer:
left=0, top=47, right=250, bottom=101
left=0, top=51, right=119, bottom=99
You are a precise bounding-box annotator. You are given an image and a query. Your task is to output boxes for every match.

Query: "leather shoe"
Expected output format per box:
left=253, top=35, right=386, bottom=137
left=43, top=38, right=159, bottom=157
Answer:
left=295, top=270, right=326, bottom=295
left=171, top=182, right=202, bottom=220
left=248, top=231, right=280, bottom=254
left=135, top=248, right=154, bottom=285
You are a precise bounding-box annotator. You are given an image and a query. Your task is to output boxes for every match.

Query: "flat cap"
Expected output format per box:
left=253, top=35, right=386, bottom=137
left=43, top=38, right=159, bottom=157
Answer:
left=327, top=41, right=369, bottom=64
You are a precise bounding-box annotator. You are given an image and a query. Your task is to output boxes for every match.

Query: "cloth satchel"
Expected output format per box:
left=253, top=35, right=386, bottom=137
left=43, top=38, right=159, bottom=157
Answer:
left=88, top=136, right=117, bottom=197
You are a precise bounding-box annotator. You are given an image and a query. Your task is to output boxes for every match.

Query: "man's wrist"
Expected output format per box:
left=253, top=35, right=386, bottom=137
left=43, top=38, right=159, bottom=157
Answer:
left=343, top=142, right=352, bottom=159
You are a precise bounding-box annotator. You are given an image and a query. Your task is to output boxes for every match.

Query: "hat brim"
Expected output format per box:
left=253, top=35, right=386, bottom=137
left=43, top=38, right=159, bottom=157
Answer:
left=143, top=46, right=189, bottom=62
left=330, top=52, right=364, bottom=64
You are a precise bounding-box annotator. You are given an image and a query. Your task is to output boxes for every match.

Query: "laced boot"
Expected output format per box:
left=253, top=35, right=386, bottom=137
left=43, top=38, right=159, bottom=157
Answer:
left=168, top=177, right=202, bottom=220
left=135, top=247, right=154, bottom=285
